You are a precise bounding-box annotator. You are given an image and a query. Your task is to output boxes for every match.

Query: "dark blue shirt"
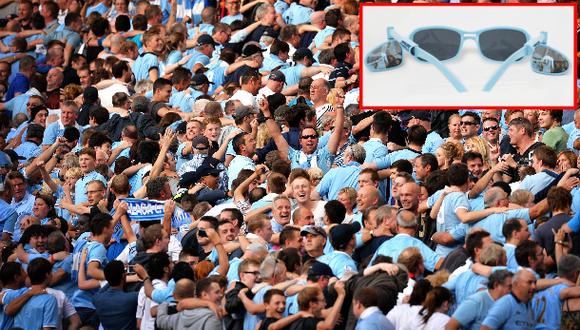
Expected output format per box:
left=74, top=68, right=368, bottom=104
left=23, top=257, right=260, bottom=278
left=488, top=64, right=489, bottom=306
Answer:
left=93, top=287, right=139, bottom=330
left=5, top=73, right=29, bottom=101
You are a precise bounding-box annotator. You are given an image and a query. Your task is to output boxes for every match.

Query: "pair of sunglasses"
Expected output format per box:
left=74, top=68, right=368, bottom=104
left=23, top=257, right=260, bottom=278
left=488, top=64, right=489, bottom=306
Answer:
left=365, top=26, right=569, bottom=92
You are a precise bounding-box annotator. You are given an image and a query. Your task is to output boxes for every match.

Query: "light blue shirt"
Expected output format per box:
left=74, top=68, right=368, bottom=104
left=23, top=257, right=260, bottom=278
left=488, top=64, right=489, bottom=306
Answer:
left=74, top=170, right=107, bottom=204
left=356, top=308, right=394, bottom=330
left=288, top=145, right=335, bottom=174
left=10, top=192, right=35, bottom=240
left=451, top=289, right=495, bottom=330
left=133, top=52, right=159, bottom=82
left=282, top=3, right=313, bottom=25
left=220, top=14, right=244, bottom=25
left=280, top=63, right=305, bottom=87
left=504, top=243, right=519, bottom=271
left=0, top=200, right=17, bottom=234
left=128, top=165, right=152, bottom=196
left=370, top=233, right=441, bottom=272
left=85, top=2, right=109, bottom=16
left=470, top=208, right=531, bottom=243
left=519, top=171, right=557, bottom=196
left=312, top=26, right=335, bottom=49
left=274, top=0, right=289, bottom=14
left=227, top=155, right=256, bottom=190
left=363, top=138, right=388, bottom=163
left=444, top=268, right=492, bottom=306
left=531, top=283, right=569, bottom=330
left=482, top=293, right=536, bottom=330
left=152, top=279, right=176, bottom=303
left=374, top=148, right=421, bottom=170
left=13, top=291, right=58, bottom=329
left=71, top=241, right=108, bottom=309
left=436, top=191, right=469, bottom=256
left=14, top=141, right=41, bottom=163
left=261, top=53, right=289, bottom=72
left=317, top=251, right=357, bottom=279
left=183, top=49, right=210, bottom=71
left=243, top=284, right=271, bottom=330
left=169, top=88, right=195, bottom=114
left=566, top=126, right=580, bottom=154
left=316, top=161, right=360, bottom=201
left=422, top=130, right=444, bottom=154
left=0, top=287, right=28, bottom=330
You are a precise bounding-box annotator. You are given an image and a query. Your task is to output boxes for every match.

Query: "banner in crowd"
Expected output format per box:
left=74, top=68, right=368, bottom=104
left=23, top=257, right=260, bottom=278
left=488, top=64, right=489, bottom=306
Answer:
left=110, top=198, right=192, bottom=242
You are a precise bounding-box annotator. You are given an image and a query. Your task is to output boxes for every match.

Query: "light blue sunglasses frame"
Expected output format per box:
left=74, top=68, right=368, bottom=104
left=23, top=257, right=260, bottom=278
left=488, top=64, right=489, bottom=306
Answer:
left=365, top=26, right=569, bottom=93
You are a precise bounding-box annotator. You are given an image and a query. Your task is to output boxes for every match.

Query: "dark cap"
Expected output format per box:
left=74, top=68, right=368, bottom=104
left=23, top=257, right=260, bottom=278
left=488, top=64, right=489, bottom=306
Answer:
left=0, top=151, right=13, bottom=167
left=293, top=48, right=314, bottom=62
left=2, top=149, right=25, bottom=163
left=409, top=110, right=430, bottom=122
left=234, top=106, right=257, bottom=120
left=83, top=86, right=99, bottom=104
left=300, top=226, right=327, bottom=238
left=197, top=34, right=216, bottom=46
left=268, top=71, right=286, bottom=83
left=329, top=222, right=361, bottom=250
left=307, top=261, right=334, bottom=277
left=242, top=44, right=266, bottom=57
left=191, top=135, right=210, bottom=148
left=195, top=163, right=222, bottom=180
left=191, top=73, right=213, bottom=86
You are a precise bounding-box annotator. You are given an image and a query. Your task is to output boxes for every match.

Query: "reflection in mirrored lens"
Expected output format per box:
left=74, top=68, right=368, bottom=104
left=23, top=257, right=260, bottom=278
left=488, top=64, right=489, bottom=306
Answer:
left=531, top=45, right=569, bottom=74
left=365, top=41, right=403, bottom=71
left=412, top=28, right=461, bottom=61
left=479, top=29, right=527, bottom=61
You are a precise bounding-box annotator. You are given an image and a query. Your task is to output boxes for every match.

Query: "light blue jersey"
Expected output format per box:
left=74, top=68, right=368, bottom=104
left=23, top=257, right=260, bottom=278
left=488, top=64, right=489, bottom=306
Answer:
left=482, top=293, right=536, bottom=330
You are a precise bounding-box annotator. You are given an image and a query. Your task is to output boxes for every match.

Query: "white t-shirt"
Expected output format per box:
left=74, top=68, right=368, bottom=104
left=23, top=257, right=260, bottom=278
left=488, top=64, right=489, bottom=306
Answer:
left=98, top=82, right=130, bottom=108
left=46, top=288, right=77, bottom=330
left=387, top=304, right=450, bottom=330
left=137, top=279, right=167, bottom=330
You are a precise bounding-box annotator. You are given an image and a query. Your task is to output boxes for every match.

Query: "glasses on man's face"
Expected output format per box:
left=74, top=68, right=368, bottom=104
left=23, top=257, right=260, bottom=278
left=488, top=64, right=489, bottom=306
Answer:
left=244, top=271, right=260, bottom=276
left=195, top=145, right=208, bottom=150
left=302, top=134, right=318, bottom=140
left=460, top=121, right=477, bottom=126
left=483, top=126, right=499, bottom=132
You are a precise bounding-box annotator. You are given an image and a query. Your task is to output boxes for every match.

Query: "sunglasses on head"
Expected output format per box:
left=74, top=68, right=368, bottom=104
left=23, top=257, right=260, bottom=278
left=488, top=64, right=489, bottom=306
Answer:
left=365, top=26, right=570, bottom=92
left=301, top=134, right=318, bottom=140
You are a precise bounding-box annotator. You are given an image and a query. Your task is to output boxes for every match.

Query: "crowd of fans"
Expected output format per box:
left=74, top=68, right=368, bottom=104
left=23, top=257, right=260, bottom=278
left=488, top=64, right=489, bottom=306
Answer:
left=0, top=0, right=580, bottom=329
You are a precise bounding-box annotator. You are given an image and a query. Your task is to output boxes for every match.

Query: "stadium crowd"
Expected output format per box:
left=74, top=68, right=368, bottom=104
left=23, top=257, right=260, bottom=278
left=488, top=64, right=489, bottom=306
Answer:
left=0, top=0, right=579, bottom=329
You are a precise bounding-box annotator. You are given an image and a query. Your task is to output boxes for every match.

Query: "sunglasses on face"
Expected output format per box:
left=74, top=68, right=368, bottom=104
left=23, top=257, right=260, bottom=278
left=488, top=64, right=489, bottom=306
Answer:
left=365, top=27, right=570, bottom=92
left=195, top=145, right=208, bottom=150
left=483, top=126, right=499, bottom=132
left=460, top=121, right=477, bottom=126
left=302, top=134, right=318, bottom=140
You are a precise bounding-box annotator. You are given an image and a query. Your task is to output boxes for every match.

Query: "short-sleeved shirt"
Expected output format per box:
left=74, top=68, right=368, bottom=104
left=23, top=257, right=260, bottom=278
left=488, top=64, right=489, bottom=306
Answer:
left=518, top=170, right=558, bottom=196
left=133, top=52, right=159, bottom=82
left=532, top=283, right=569, bottom=330
left=374, top=148, right=421, bottom=170
left=227, top=155, right=256, bottom=190
left=13, top=292, right=59, bottom=329
left=444, top=269, right=490, bottom=306
left=316, top=162, right=360, bottom=200
left=71, top=241, right=108, bottom=310
left=14, top=140, right=41, bottom=163
left=436, top=191, right=469, bottom=256
left=470, top=208, right=531, bottom=243
left=288, top=145, right=335, bottom=174
left=43, top=26, right=81, bottom=48
left=317, top=251, right=357, bottom=279
left=243, top=285, right=271, bottom=330
left=451, top=290, right=495, bottom=330
left=541, top=126, right=568, bottom=153
left=370, top=233, right=441, bottom=272
left=282, top=3, right=313, bottom=25
left=482, top=293, right=536, bottom=330
left=94, top=287, right=139, bottom=330
left=422, top=130, right=444, bottom=154
left=363, top=138, right=388, bottom=163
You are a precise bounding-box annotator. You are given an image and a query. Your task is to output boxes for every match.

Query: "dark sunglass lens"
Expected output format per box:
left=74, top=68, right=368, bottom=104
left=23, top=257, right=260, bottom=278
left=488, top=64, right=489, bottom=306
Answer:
left=479, top=29, right=527, bottom=61
left=412, top=28, right=461, bottom=61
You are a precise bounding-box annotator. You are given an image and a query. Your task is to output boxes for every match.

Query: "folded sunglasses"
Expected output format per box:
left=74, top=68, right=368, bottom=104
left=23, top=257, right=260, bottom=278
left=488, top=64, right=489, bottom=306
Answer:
left=364, top=26, right=570, bottom=92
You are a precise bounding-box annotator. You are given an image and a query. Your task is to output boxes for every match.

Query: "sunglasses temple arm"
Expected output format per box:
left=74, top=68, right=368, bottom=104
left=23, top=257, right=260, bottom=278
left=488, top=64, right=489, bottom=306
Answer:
left=483, top=32, right=547, bottom=92
left=388, top=28, right=467, bottom=93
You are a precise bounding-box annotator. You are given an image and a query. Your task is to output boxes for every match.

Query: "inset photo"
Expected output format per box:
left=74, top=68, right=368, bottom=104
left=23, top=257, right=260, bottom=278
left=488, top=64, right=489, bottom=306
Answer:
left=360, top=4, right=576, bottom=109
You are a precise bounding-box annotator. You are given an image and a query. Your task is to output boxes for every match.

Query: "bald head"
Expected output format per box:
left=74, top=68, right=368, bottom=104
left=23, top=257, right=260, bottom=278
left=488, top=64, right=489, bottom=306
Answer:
left=512, top=269, right=537, bottom=303
left=293, top=207, right=314, bottom=227
left=173, top=279, right=195, bottom=300
left=484, top=187, right=509, bottom=208
left=399, top=182, right=419, bottom=212
left=311, top=11, right=325, bottom=26
left=396, top=209, right=417, bottom=232
left=357, top=186, right=379, bottom=212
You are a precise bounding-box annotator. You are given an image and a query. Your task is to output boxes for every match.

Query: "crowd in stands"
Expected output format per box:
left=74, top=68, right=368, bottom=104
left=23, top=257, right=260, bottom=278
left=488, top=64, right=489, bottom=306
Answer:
left=0, top=0, right=579, bottom=329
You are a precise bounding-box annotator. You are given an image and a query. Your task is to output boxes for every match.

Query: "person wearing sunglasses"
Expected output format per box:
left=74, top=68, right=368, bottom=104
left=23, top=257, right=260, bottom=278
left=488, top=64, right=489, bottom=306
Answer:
left=262, top=90, right=344, bottom=174
left=481, top=117, right=501, bottom=163
left=538, top=110, right=568, bottom=154
left=460, top=112, right=481, bottom=141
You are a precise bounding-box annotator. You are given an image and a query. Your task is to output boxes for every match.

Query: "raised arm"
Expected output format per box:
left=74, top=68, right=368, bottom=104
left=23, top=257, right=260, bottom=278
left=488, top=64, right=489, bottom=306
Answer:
left=207, top=228, right=229, bottom=276
left=326, top=92, right=345, bottom=155
left=234, top=165, right=267, bottom=203
left=317, top=281, right=346, bottom=330
left=150, top=129, right=175, bottom=179
left=261, top=98, right=289, bottom=158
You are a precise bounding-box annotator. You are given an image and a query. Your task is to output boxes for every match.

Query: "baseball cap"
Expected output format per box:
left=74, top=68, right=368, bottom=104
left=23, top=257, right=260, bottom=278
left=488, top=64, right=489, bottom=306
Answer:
left=191, top=135, right=210, bottom=149
left=308, top=261, right=334, bottom=277
left=197, top=34, right=216, bottom=46
left=293, top=48, right=314, bottom=62
left=234, top=106, right=257, bottom=120
left=300, top=226, right=327, bottom=238
left=329, top=222, right=361, bottom=250
left=409, top=110, right=430, bottom=122
left=0, top=151, right=12, bottom=168
left=191, top=73, right=213, bottom=86
left=196, top=163, right=222, bottom=179
left=268, top=71, right=286, bottom=83
left=242, top=44, right=266, bottom=57
left=2, top=149, right=24, bottom=164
